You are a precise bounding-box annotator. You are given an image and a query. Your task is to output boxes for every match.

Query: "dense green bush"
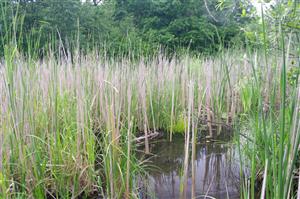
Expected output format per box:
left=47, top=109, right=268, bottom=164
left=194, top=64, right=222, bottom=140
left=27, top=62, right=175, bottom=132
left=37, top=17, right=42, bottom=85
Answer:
left=0, top=0, right=248, bottom=57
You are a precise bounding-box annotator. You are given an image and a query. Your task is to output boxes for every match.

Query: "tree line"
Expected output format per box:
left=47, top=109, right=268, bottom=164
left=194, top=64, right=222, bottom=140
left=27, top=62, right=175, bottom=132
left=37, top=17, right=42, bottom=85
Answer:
left=1, top=0, right=293, bottom=57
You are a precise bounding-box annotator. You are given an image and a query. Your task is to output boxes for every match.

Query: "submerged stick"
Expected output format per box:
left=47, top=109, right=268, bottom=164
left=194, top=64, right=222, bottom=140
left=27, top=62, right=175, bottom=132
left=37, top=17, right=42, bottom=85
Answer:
left=134, top=131, right=160, bottom=143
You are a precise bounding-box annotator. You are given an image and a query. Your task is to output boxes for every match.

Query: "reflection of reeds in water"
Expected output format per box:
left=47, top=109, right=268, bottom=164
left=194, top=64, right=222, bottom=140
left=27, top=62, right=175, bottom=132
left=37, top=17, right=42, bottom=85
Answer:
left=202, top=144, right=240, bottom=196
left=147, top=138, right=240, bottom=199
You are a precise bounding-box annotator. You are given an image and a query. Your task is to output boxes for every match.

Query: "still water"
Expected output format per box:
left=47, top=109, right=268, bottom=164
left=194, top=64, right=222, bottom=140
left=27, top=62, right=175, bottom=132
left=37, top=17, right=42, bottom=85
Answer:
left=142, top=136, right=240, bottom=199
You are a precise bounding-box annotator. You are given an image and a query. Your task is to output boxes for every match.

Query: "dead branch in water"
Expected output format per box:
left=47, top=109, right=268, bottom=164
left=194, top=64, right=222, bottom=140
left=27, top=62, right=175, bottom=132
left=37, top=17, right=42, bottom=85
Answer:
left=134, top=131, right=160, bottom=143
left=198, top=118, right=232, bottom=129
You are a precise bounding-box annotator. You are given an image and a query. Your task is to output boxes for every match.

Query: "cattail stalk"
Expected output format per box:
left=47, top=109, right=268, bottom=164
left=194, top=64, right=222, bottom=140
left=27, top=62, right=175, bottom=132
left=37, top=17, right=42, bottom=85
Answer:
left=181, top=81, right=194, bottom=199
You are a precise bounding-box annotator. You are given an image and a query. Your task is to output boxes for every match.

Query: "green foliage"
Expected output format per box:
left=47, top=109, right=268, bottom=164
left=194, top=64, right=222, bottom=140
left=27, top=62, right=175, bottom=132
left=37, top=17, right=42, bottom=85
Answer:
left=241, top=0, right=300, bottom=50
left=287, top=64, right=300, bottom=86
left=0, top=0, right=247, bottom=57
left=172, top=115, right=186, bottom=134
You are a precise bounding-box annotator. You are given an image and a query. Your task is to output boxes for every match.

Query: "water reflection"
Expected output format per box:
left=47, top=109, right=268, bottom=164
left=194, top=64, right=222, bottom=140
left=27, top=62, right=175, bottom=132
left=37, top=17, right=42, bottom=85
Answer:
left=144, top=136, right=240, bottom=199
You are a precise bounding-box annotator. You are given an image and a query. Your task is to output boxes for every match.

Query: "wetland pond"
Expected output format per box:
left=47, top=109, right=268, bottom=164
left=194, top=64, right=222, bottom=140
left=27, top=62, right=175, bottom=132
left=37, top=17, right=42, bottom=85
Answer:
left=140, top=135, right=241, bottom=199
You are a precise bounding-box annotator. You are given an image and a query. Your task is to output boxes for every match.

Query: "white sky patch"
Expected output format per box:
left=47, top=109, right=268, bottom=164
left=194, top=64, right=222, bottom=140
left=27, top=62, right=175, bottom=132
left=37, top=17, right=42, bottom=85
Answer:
left=250, top=0, right=276, bottom=16
left=81, top=0, right=104, bottom=5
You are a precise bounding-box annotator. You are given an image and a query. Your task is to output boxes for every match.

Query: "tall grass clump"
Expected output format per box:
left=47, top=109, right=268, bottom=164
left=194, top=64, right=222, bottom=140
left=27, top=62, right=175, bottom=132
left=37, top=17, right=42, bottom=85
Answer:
left=235, top=2, right=300, bottom=199
left=2, top=43, right=299, bottom=197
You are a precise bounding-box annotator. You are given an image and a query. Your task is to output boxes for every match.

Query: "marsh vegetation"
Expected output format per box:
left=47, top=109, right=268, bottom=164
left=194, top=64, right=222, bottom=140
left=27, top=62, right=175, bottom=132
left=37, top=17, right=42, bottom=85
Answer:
left=0, top=0, right=299, bottom=199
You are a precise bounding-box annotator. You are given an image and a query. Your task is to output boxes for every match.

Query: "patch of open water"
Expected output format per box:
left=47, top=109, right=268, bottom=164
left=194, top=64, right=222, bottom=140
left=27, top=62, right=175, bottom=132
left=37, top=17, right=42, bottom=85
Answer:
left=141, top=136, right=241, bottom=199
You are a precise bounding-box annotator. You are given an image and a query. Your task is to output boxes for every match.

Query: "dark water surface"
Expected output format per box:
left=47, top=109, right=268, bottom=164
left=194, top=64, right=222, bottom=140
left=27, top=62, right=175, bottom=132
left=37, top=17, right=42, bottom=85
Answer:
left=142, top=136, right=240, bottom=199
